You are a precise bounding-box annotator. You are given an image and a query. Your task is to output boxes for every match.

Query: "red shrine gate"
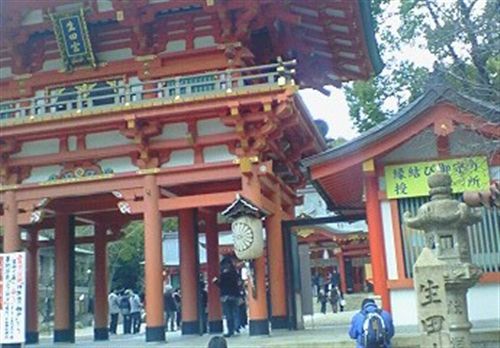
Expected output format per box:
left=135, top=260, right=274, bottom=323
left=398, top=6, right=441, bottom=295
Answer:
left=0, top=0, right=382, bottom=344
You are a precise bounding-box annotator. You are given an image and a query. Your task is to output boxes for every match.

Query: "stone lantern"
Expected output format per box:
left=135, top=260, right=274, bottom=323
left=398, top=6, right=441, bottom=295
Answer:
left=404, top=171, right=483, bottom=348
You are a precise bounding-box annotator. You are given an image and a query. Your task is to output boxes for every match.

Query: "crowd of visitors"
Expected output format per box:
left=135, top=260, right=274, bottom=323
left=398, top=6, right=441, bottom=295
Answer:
left=107, top=288, right=143, bottom=335
left=107, top=261, right=394, bottom=348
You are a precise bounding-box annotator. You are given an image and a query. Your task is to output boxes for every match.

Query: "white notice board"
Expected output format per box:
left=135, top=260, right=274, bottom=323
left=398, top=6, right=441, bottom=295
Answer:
left=0, top=252, right=26, bottom=344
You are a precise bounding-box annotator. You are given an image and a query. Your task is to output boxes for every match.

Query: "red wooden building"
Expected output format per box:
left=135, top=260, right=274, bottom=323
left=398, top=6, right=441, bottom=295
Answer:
left=0, top=0, right=381, bottom=344
left=303, top=85, right=500, bottom=325
left=297, top=225, right=370, bottom=294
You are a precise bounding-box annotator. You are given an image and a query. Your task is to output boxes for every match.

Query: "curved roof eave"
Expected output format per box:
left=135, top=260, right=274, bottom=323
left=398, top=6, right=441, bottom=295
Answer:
left=302, top=86, right=500, bottom=169
left=358, top=0, right=384, bottom=75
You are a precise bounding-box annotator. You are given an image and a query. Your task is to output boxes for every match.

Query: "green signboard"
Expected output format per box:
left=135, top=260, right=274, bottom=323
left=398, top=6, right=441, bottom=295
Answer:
left=385, top=156, right=490, bottom=199
left=50, top=9, right=96, bottom=71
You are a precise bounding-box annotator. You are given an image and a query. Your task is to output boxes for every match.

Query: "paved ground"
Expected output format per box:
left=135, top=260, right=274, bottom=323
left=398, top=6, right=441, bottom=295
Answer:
left=34, top=293, right=499, bottom=347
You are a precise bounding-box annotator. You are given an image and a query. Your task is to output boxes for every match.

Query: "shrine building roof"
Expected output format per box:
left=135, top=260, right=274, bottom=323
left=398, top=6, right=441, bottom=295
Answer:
left=302, top=85, right=500, bottom=216
left=0, top=0, right=383, bottom=89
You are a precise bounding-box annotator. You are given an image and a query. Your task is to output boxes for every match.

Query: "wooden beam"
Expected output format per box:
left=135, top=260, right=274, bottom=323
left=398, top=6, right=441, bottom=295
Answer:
left=127, top=191, right=239, bottom=213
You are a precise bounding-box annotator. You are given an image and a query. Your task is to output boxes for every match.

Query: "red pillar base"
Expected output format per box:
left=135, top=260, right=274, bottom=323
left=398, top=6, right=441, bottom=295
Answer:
left=145, top=326, right=165, bottom=342
left=93, top=327, right=109, bottom=341
left=25, top=332, right=39, bottom=345
left=181, top=320, right=200, bottom=335
left=249, top=319, right=270, bottom=336
left=209, top=320, right=223, bottom=333
left=271, top=315, right=288, bottom=330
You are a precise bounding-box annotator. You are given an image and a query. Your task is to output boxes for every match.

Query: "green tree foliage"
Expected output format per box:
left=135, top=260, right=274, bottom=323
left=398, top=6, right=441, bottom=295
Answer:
left=107, top=221, right=145, bottom=292
left=107, top=217, right=178, bottom=292
left=326, top=137, right=348, bottom=148
left=345, top=0, right=500, bottom=132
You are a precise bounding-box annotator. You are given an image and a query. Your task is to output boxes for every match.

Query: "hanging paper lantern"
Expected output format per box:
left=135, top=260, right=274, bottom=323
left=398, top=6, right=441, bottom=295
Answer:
left=231, top=215, right=264, bottom=260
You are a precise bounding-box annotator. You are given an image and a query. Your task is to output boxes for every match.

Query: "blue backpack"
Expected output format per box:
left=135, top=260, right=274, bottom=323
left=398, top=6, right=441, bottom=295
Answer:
left=362, top=310, right=387, bottom=348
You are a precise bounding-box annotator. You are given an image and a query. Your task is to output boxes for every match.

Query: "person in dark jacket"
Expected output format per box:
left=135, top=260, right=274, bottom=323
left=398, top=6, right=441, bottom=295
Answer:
left=318, top=290, right=328, bottom=314
left=213, top=257, right=241, bottom=337
left=349, top=298, right=395, bottom=348
left=119, top=290, right=132, bottom=334
left=164, top=285, right=178, bottom=331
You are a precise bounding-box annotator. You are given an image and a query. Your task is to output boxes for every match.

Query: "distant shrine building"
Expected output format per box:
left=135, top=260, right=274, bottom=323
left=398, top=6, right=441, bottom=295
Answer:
left=303, top=86, right=500, bottom=326
left=0, top=0, right=383, bottom=344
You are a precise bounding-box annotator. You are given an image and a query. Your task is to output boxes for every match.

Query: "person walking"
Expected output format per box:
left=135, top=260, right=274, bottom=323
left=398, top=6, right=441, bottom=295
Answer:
left=108, top=289, right=120, bottom=334
left=317, top=274, right=325, bottom=301
left=329, top=286, right=341, bottom=313
left=349, top=298, right=395, bottom=348
left=318, top=290, right=328, bottom=314
left=213, top=257, right=240, bottom=337
left=129, top=290, right=142, bottom=334
left=238, top=286, right=247, bottom=331
left=119, top=290, right=132, bottom=334
left=174, top=288, right=182, bottom=330
left=331, top=268, right=341, bottom=290
left=164, top=285, right=178, bottom=331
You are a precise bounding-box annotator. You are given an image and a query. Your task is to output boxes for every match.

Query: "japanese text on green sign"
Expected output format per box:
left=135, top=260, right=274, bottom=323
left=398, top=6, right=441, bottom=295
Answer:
left=385, top=156, right=490, bottom=199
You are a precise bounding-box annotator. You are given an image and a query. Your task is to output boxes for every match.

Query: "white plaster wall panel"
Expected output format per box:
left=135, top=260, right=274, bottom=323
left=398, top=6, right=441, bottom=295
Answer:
left=194, top=36, right=216, bottom=49
left=449, top=128, right=497, bottom=156
left=98, top=157, right=137, bottom=173
left=42, top=59, right=64, bottom=72
left=381, top=129, right=437, bottom=163
left=490, top=166, right=500, bottom=181
left=378, top=176, right=386, bottom=191
left=166, top=40, right=186, bottom=53
left=381, top=201, right=399, bottom=280
left=97, top=0, right=113, bottom=12
left=67, top=136, right=77, bottom=151
left=162, top=149, right=194, bottom=167
left=467, top=283, right=500, bottom=321
left=96, top=48, right=133, bottom=63
left=23, top=165, right=63, bottom=184
left=22, top=9, right=44, bottom=25
left=203, top=145, right=235, bottom=163
left=86, top=131, right=132, bottom=149
left=11, top=139, right=59, bottom=158
left=391, top=283, right=500, bottom=327
left=0, top=67, right=12, bottom=79
left=390, top=289, right=418, bottom=326
left=153, top=123, right=188, bottom=140
left=197, top=118, right=233, bottom=136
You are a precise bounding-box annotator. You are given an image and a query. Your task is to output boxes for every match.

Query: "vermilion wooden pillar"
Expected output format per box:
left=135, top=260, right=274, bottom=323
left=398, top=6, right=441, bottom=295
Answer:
left=143, top=174, right=165, bottom=342
left=93, top=225, right=109, bottom=341
left=26, top=227, right=39, bottom=344
left=336, top=251, right=347, bottom=294
left=248, top=255, right=269, bottom=335
left=363, top=160, right=391, bottom=312
left=54, top=214, right=75, bottom=343
left=3, top=190, right=21, bottom=252
left=179, top=209, right=199, bottom=334
left=266, top=187, right=288, bottom=329
left=205, top=211, right=223, bottom=333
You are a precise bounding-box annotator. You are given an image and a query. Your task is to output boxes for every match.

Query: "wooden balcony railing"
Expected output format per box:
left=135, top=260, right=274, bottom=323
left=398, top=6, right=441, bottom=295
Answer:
left=0, top=60, right=296, bottom=123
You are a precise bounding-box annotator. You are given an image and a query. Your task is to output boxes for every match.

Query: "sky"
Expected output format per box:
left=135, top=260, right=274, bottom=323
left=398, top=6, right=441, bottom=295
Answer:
left=299, top=2, right=436, bottom=141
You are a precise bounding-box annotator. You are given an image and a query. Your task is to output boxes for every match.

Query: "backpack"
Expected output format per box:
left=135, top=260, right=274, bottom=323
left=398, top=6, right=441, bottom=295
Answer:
left=362, top=311, right=387, bottom=348
left=119, top=296, right=131, bottom=312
